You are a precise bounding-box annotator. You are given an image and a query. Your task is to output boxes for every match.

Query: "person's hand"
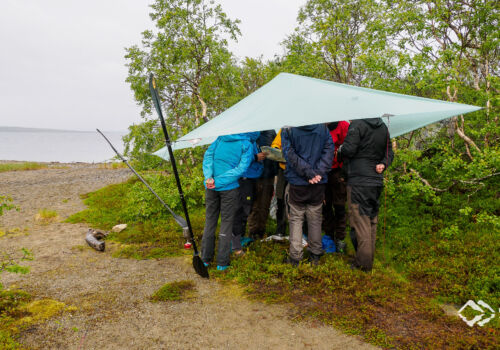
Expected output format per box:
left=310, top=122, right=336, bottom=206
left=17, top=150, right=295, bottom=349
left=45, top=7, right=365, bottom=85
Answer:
left=375, top=164, right=385, bottom=174
left=308, top=174, right=322, bottom=184
left=256, top=152, right=266, bottom=161
left=206, top=178, right=215, bottom=189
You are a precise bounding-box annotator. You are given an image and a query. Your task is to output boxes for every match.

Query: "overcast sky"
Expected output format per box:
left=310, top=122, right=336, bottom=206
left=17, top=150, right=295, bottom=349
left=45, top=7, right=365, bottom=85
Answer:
left=0, top=0, right=306, bottom=132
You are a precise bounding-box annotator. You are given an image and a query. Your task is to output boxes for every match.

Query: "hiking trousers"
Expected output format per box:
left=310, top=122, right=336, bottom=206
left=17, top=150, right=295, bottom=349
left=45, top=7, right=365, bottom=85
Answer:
left=347, top=185, right=382, bottom=271
left=247, top=177, right=275, bottom=238
left=275, top=168, right=288, bottom=235
left=232, top=178, right=256, bottom=251
left=201, top=188, right=239, bottom=266
left=288, top=185, right=324, bottom=261
left=322, top=168, right=347, bottom=241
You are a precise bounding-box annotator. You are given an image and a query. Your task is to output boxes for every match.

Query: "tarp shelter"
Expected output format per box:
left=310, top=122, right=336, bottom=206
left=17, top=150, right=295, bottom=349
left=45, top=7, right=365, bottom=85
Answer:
left=154, top=73, right=481, bottom=160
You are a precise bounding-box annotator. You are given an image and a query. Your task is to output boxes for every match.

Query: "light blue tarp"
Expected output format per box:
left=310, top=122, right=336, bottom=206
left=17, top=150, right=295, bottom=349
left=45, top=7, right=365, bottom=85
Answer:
left=154, top=73, right=481, bottom=160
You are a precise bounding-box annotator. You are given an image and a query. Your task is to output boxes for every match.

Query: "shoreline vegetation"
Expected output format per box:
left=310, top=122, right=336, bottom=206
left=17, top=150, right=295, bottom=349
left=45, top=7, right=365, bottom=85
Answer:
left=0, top=162, right=48, bottom=173
left=0, top=161, right=126, bottom=172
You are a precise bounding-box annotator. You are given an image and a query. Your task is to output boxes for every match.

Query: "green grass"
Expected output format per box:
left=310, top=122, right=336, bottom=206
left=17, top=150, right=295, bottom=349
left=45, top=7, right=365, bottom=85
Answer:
left=67, top=179, right=499, bottom=349
left=37, top=209, right=57, bottom=219
left=0, top=288, right=31, bottom=349
left=66, top=180, right=204, bottom=260
left=35, top=209, right=59, bottom=225
left=212, top=239, right=498, bottom=349
left=150, top=280, right=196, bottom=302
left=0, top=162, right=47, bottom=173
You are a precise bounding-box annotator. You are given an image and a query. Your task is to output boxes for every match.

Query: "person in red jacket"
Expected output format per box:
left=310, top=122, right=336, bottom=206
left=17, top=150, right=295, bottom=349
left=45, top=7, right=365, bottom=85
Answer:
left=323, top=121, right=350, bottom=253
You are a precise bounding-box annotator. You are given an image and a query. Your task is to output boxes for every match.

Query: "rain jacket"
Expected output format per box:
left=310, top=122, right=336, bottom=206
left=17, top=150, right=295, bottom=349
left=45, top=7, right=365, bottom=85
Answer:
left=327, top=121, right=349, bottom=169
left=339, top=118, right=394, bottom=186
left=242, top=132, right=264, bottom=179
left=271, top=129, right=286, bottom=170
left=203, top=134, right=254, bottom=191
left=281, top=124, right=335, bottom=186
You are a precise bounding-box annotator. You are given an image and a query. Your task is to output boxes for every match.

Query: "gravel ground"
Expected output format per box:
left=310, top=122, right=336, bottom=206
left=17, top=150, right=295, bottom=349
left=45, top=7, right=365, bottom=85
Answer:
left=0, top=164, right=377, bottom=349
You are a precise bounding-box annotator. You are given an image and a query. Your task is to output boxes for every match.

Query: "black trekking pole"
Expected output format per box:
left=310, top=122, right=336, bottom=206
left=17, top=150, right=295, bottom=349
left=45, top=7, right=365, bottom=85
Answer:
left=96, top=129, right=189, bottom=231
left=149, top=74, right=209, bottom=279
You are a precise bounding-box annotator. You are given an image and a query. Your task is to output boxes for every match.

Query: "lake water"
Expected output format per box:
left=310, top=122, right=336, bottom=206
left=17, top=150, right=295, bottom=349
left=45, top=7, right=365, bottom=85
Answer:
left=0, top=130, right=127, bottom=163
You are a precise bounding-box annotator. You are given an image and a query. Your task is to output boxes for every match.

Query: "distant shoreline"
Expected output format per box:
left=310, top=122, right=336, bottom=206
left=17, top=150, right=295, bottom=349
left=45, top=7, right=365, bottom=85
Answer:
left=0, top=160, right=119, bottom=165
left=0, top=126, right=126, bottom=133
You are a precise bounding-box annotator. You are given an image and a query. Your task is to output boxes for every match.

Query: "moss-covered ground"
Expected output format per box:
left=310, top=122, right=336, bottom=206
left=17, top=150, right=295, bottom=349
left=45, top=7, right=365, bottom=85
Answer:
left=150, top=280, right=196, bottom=302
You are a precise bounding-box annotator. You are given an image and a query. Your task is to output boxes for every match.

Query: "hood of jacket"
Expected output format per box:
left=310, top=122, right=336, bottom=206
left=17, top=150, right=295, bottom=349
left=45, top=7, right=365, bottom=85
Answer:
left=362, top=118, right=384, bottom=129
left=296, top=124, right=319, bottom=132
left=245, top=131, right=260, bottom=142
left=219, top=133, right=252, bottom=142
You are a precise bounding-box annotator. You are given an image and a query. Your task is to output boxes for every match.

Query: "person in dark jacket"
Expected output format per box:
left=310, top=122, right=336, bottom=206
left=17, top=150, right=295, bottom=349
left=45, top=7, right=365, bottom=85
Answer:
left=247, top=130, right=277, bottom=239
left=231, top=132, right=264, bottom=256
left=338, top=118, right=394, bottom=271
left=201, top=134, right=254, bottom=271
left=323, top=121, right=349, bottom=253
left=282, top=124, right=335, bottom=266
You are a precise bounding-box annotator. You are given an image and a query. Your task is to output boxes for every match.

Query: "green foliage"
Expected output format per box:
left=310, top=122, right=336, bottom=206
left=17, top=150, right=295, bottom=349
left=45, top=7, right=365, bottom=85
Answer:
left=122, top=120, right=166, bottom=170
left=112, top=0, right=499, bottom=345
left=67, top=167, right=206, bottom=260
left=123, top=0, right=244, bottom=167
left=0, top=196, right=16, bottom=217
left=214, top=239, right=497, bottom=348
left=0, top=162, right=46, bottom=173
left=0, top=249, right=33, bottom=349
left=282, top=0, right=395, bottom=84
left=150, top=280, right=196, bottom=302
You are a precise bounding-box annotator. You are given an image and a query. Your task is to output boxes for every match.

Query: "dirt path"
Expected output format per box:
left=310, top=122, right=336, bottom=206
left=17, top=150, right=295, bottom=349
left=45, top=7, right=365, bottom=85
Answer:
left=0, top=164, right=377, bottom=350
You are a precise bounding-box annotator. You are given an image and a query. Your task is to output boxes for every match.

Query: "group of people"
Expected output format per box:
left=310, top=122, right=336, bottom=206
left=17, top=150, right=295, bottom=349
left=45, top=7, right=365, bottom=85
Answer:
left=200, top=118, right=393, bottom=272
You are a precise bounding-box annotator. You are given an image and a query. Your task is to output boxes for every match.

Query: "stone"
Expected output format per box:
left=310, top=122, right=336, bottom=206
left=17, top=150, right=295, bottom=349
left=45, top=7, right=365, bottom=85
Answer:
left=112, top=224, right=127, bottom=233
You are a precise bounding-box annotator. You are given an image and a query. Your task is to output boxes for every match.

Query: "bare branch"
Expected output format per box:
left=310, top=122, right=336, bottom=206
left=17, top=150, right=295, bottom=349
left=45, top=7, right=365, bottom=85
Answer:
left=455, top=116, right=482, bottom=154
left=410, top=168, right=448, bottom=192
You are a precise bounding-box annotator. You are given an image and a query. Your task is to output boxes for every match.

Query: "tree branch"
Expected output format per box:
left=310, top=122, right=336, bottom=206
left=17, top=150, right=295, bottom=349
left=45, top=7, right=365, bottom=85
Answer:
left=410, top=168, right=448, bottom=192
left=410, top=169, right=499, bottom=193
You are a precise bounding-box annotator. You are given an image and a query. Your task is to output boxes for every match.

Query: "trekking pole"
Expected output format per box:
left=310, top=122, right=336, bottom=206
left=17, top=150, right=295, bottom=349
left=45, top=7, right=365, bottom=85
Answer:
left=149, top=73, right=209, bottom=279
left=96, top=129, right=189, bottom=230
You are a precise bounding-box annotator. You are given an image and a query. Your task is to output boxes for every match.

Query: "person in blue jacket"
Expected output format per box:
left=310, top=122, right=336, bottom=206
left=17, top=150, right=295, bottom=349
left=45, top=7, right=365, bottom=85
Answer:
left=231, top=132, right=265, bottom=256
left=201, top=134, right=254, bottom=270
left=281, top=124, right=335, bottom=266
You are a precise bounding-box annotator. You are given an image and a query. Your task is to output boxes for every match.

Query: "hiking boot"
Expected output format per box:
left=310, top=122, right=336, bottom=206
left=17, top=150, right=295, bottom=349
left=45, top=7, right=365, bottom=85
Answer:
left=308, top=253, right=321, bottom=266
left=216, top=265, right=230, bottom=271
left=286, top=256, right=300, bottom=267
left=335, top=240, right=347, bottom=254
left=240, top=237, right=254, bottom=247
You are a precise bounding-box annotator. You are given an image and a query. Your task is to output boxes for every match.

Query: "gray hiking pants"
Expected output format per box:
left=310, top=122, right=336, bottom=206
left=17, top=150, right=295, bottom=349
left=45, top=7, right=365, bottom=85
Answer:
left=201, top=188, right=239, bottom=266
left=288, top=201, right=323, bottom=261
